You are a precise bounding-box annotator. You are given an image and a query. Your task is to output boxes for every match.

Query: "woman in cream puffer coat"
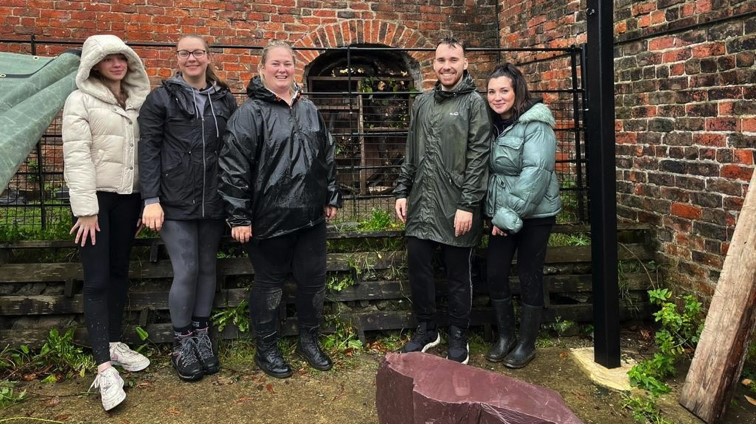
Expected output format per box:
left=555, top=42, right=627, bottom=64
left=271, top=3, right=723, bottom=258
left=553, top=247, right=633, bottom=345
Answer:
left=62, top=34, right=151, bottom=411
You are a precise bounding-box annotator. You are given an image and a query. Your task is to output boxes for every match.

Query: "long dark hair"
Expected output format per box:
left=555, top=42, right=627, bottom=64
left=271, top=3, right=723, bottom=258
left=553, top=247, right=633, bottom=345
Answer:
left=177, top=35, right=229, bottom=90
left=486, top=62, right=531, bottom=121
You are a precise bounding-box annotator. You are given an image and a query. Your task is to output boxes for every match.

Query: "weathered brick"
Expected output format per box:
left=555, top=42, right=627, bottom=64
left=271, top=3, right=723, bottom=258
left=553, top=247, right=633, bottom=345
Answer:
left=660, top=159, right=687, bottom=174
left=693, top=221, right=727, bottom=240
left=691, top=250, right=724, bottom=268
left=691, top=191, right=723, bottom=208
left=648, top=171, right=675, bottom=186
left=675, top=175, right=706, bottom=190
left=720, top=164, right=754, bottom=181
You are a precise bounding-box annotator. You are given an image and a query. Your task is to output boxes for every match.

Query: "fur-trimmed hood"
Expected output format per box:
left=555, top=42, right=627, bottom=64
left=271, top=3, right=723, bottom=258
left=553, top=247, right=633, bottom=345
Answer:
left=75, top=34, right=150, bottom=109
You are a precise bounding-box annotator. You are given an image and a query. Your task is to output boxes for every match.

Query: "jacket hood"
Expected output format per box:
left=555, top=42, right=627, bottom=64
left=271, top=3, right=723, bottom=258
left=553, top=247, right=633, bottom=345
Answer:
left=518, top=101, right=556, bottom=127
left=246, top=75, right=302, bottom=104
left=76, top=34, right=150, bottom=108
left=162, top=74, right=224, bottom=117
left=433, top=71, right=477, bottom=102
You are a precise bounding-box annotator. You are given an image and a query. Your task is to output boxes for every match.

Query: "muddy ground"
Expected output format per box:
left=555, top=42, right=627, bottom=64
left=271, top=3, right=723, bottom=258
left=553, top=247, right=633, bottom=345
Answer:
left=2, top=329, right=755, bottom=424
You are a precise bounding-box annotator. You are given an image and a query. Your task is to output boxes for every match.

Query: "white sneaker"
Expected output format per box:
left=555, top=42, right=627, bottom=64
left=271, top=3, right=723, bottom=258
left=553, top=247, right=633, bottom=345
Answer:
left=109, top=342, right=150, bottom=372
left=89, top=367, right=125, bottom=411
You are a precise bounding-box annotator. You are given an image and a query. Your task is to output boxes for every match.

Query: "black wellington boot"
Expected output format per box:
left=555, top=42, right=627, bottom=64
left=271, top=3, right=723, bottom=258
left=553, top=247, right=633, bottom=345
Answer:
left=255, top=332, right=293, bottom=379
left=297, top=326, right=333, bottom=371
left=486, top=297, right=517, bottom=363
left=503, top=303, right=542, bottom=369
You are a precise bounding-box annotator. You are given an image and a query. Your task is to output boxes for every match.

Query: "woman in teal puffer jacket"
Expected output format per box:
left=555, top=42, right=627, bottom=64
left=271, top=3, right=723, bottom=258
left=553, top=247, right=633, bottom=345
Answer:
left=484, top=63, right=561, bottom=369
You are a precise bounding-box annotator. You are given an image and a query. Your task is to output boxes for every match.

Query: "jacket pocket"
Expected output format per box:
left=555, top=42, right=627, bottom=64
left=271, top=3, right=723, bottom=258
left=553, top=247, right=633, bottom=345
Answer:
left=160, top=156, right=192, bottom=206
left=491, top=135, right=524, bottom=175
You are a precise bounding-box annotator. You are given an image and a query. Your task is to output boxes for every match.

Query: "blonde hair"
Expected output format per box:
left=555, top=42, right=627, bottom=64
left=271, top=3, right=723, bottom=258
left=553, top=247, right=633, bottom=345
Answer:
left=258, top=40, right=297, bottom=93
left=177, top=35, right=229, bottom=89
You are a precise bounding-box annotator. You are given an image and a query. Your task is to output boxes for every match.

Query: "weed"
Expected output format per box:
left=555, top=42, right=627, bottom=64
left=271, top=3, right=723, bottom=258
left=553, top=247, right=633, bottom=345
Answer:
left=622, top=393, right=668, bottom=424
left=327, top=273, right=355, bottom=292
left=0, top=380, right=26, bottom=408
left=549, top=316, right=578, bottom=337
left=212, top=300, right=250, bottom=333
left=627, top=288, right=703, bottom=396
left=36, top=328, right=95, bottom=378
left=322, top=317, right=363, bottom=353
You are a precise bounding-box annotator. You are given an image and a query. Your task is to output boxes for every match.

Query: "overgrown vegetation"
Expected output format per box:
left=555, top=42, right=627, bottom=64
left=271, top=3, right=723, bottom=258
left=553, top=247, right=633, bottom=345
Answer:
left=0, top=328, right=95, bottom=383
left=628, top=289, right=703, bottom=396
left=622, top=288, right=704, bottom=423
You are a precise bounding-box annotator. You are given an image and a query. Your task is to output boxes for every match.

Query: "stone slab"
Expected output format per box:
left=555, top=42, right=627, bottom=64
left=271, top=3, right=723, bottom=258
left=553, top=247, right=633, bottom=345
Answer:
left=569, top=347, right=634, bottom=392
left=376, top=352, right=582, bottom=423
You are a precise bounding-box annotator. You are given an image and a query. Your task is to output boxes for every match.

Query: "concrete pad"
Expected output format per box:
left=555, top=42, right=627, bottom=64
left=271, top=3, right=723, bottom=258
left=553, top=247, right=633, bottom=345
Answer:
left=569, top=347, right=635, bottom=392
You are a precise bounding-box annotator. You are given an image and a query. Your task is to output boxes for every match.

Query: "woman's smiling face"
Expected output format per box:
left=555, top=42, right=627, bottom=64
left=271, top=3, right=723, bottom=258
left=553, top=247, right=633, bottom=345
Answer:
left=487, top=75, right=516, bottom=118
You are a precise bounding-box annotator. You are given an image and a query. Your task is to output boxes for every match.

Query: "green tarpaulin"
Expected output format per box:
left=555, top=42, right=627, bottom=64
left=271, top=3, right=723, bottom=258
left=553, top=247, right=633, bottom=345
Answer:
left=0, top=51, right=80, bottom=190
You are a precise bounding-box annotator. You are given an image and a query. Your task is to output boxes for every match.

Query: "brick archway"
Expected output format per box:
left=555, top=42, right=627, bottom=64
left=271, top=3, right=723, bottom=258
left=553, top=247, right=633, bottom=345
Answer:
left=292, top=19, right=437, bottom=89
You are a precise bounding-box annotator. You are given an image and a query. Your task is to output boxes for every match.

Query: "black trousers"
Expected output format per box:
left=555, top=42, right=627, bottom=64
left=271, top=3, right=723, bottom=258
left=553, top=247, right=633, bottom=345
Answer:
left=406, top=237, right=473, bottom=329
left=486, top=216, right=555, bottom=306
left=245, top=222, right=327, bottom=335
left=79, top=192, right=141, bottom=365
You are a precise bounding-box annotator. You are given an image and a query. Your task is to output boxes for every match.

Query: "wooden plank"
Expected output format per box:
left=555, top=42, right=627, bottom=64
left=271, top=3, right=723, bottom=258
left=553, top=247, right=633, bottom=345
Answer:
left=0, top=273, right=655, bottom=316
left=0, top=299, right=651, bottom=348
left=0, top=243, right=652, bottom=284
left=680, top=171, right=756, bottom=423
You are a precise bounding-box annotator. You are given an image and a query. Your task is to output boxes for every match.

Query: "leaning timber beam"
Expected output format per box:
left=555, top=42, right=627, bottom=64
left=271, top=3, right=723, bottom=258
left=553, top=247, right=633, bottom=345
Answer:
left=679, top=170, right=756, bottom=422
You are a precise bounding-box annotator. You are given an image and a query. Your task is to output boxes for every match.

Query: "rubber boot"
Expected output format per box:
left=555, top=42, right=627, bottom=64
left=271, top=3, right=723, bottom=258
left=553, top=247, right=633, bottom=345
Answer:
left=486, top=297, right=517, bottom=362
left=503, top=303, right=541, bottom=369
left=255, top=332, right=293, bottom=379
left=297, top=326, right=333, bottom=371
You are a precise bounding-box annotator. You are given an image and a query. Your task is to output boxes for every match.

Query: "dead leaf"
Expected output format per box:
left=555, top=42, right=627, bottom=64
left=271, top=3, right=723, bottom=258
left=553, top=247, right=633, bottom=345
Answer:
left=136, top=381, right=153, bottom=389
left=166, top=407, right=182, bottom=415
left=266, top=383, right=275, bottom=393
left=53, top=414, right=70, bottom=421
left=235, top=396, right=254, bottom=404
left=45, top=396, right=61, bottom=407
left=742, top=378, right=753, bottom=387
left=21, top=373, right=37, bottom=381
left=745, top=395, right=756, bottom=406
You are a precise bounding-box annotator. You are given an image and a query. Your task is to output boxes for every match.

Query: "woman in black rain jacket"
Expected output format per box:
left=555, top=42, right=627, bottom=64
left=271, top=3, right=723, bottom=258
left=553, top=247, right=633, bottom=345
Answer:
left=219, top=41, right=341, bottom=380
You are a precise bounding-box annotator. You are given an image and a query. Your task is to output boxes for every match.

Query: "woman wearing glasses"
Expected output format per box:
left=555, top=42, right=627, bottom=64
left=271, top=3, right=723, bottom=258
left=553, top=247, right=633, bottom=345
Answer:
left=138, top=35, right=237, bottom=382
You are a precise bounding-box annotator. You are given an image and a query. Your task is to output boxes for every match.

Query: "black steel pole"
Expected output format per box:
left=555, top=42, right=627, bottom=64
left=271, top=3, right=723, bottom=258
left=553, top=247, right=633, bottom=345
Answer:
left=585, top=0, right=620, bottom=368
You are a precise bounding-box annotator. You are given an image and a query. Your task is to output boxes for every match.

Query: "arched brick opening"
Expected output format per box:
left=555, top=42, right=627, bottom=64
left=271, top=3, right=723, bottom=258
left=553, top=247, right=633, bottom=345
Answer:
left=292, top=19, right=437, bottom=90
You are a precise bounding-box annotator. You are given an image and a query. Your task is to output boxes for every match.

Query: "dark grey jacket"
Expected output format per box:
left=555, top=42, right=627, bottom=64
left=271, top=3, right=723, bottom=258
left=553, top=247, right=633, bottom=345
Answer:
left=219, top=76, right=341, bottom=240
left=394, top=72, right=491, bottom=247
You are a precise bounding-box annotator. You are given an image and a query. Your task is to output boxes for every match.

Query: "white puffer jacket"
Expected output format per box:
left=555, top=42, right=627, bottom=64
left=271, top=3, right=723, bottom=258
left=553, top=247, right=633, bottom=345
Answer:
left=63, top=34, right=150, bottom=217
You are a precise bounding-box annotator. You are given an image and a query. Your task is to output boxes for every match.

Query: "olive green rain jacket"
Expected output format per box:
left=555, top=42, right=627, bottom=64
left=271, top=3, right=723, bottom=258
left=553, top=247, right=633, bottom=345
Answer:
left=394, top=72, right=492, bottom=247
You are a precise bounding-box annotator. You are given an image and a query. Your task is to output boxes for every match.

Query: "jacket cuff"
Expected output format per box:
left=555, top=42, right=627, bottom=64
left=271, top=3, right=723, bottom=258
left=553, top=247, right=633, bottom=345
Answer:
left=491, top=207, right=523, bottom=234
left=144, top=197, right=160, bottom=206
left=226, top=216, right=251, bottom=227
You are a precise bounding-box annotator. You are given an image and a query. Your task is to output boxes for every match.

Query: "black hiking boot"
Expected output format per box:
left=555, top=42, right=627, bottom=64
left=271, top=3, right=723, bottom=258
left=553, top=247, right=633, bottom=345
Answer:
left=193, top=327, right=220, bottom=375
left=172, top=332, right=204, bottom=381
left=255, top=332, right=293, bottom=379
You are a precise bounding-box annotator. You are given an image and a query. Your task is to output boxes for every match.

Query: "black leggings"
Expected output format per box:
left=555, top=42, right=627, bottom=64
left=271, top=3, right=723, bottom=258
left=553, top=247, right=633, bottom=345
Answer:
left=486, top=216, right=555, bottom=306
left=80, top=192, right=141, bottom=365
left=246, top=222, right=327, bottom=334
left=161, top=219, right=225, bottom=330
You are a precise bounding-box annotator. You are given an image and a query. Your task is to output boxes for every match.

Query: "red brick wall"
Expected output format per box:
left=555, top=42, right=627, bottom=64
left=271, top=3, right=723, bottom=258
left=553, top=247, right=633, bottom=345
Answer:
left=0, top=0, right=499, bottom=91
left=612, top=0, right=755, bottom=297
left=499, top=0, right=755, bottom=298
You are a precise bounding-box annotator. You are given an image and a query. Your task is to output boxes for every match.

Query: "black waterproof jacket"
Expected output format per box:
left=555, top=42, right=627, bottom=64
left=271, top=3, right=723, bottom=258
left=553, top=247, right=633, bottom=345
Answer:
left=219, top=76, right=341, bottom=240
left=138, top=76, right=237, bottom=220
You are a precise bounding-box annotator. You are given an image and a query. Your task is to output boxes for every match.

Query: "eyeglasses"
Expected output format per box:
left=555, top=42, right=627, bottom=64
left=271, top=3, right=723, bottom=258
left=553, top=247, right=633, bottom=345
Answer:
left=177, top=49, right=207, bottom=59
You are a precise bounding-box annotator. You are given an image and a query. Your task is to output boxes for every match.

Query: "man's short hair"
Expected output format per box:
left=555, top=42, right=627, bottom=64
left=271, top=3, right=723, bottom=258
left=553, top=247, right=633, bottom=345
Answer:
left=437, top=36, right=465, bottom=53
